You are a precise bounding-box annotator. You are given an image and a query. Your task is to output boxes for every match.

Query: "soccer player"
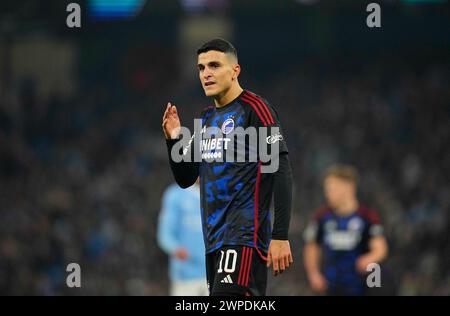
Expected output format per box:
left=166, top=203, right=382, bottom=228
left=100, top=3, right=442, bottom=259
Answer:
left=162, top=38, right=294, bottom=296
left=157, top=180, right=208, bottom=296
left=303, top=165, right=388, bottom=296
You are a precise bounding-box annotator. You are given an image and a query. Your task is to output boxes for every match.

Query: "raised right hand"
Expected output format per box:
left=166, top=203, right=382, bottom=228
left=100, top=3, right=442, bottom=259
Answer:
left=162, top=102, right=181, bottom=139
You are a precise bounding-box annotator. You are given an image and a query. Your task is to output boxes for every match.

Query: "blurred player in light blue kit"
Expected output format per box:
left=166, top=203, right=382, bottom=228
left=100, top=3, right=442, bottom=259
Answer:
left=157, top=179, right=208, bottom=296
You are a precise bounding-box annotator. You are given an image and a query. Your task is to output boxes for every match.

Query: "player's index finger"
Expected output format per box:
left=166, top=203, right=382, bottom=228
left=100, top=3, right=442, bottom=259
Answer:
left=163, top=104, right=171, bottom=118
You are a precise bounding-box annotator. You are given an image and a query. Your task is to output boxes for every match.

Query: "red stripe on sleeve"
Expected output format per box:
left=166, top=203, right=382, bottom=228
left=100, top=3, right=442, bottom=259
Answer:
left=244, top=92, right=275, bottom=125
left=240, top=95, right=268, bottom=126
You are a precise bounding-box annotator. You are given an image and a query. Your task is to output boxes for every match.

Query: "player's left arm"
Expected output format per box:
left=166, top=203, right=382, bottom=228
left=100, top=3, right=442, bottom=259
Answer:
left=356, top=235, right=389, bottom=273
left=356, top=211, right=389, bottom=273
left=267, top=152, right=294, bottom=276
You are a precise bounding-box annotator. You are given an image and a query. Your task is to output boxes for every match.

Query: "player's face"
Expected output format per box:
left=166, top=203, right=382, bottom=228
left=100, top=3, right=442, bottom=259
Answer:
left=197, top=50, right=237, bottom=98
left=324, top=176, right=354, bottom=207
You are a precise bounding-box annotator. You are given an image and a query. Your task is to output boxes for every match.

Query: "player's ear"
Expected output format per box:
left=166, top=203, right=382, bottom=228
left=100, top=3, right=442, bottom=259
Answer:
left=232, top=64, right=241, bottom=80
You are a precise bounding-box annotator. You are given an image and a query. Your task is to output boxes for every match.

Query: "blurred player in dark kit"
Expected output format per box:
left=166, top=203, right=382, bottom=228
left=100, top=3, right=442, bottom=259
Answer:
left=304, top=165, right=388, bottom=296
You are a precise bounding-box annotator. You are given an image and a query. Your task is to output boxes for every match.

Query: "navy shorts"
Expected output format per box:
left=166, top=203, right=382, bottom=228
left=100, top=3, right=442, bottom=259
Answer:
left=206, top=245, right=267, bottom=296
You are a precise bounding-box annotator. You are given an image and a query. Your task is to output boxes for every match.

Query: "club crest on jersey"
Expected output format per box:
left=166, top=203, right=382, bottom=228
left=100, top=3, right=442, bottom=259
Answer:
left=221, top=118, right=235, bottom=135
left=348, top=217, right=363, bottom=231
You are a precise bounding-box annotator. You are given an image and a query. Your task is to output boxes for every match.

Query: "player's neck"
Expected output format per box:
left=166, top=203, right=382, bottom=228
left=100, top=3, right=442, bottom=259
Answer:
left=214, top=84, right=243, bottom=108
left=334, top=198, right=359, bottom=216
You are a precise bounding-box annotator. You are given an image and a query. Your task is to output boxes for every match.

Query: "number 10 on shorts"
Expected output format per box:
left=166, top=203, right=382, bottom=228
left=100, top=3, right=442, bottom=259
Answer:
left=217, top=249, right=238, bottom=273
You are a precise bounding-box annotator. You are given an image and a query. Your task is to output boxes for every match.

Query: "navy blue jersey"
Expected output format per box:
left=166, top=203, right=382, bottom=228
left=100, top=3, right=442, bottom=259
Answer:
left=304, top=205, right=384, bottom=295
left=193, top=90, right=288, bottom=258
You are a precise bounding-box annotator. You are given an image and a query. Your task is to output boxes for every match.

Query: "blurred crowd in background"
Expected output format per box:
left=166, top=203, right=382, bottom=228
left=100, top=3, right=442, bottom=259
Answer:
left=0, top=0, right=449, bottom=295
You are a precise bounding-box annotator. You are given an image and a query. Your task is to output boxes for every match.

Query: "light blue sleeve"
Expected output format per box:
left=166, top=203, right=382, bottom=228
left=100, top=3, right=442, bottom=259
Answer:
left=157, top=186, right=181, bottom=255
